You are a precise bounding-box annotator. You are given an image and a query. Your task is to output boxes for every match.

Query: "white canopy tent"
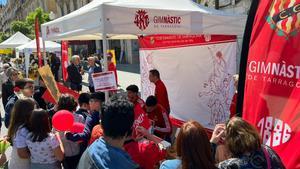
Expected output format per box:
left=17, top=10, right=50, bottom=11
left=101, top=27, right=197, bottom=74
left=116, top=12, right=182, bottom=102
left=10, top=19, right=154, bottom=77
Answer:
left=41, top=0, right=246, bottom=72
left=16, top=37, right=61, bottom=78
left=0, top=32, right=31, bottom=49
left=41, top=0, right=246, bottom=101
left=42, top=0, right=246, bottom=41
left=16, top=37, right=61, bottom=52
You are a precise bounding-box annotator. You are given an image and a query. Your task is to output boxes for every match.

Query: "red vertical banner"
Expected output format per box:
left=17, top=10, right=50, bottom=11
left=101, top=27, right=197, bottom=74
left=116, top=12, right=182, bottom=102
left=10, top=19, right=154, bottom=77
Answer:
left=61, top=41, right=69, bottom=82
left=35, top=17, right=42, bottom=67
left=243, top=0, right=300, bottom=168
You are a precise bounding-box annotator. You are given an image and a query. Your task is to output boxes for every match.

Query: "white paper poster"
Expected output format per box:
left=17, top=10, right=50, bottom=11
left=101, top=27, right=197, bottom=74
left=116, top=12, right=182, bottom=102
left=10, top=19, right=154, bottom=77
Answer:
left=92, top=71, right=117, bottom=92
left=139, top=35, right=237, bottom=129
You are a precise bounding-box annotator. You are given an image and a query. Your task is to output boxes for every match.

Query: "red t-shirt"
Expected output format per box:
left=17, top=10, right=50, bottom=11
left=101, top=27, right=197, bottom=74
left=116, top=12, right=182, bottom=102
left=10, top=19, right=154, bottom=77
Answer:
left=124, top=139, right=166, bottom=169
left=132, top=99, right=151, bottom=139
left=88, top=124, right=104, bottom=145
left=155, top=80, right=170, bottom=113
left=146, top=104, right=172, bottom=139
left=108, top=62, right=118, bottom=85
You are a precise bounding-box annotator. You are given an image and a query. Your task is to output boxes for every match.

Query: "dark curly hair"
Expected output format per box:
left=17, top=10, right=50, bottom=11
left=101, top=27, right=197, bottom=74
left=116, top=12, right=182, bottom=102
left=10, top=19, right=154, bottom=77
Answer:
left=57, top=94, right=77, bottom=112
left=101, top=100, right=134, bottom=139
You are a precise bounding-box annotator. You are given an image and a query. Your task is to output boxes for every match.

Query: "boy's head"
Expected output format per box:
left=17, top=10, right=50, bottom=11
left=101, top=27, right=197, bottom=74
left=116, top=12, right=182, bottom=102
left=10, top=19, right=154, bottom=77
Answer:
left=89, top=92, right=105, bottom=111
left=57, top=94, right=78, bottom=112
left=126, top=85, right=139, bottom=103
left=101, top=100, right=134, bottom=139
left=15, top=78, right=35, bottom=97
left=145, top=95, right=158, bottom=113
left=78, top=93, right=91, bottom=110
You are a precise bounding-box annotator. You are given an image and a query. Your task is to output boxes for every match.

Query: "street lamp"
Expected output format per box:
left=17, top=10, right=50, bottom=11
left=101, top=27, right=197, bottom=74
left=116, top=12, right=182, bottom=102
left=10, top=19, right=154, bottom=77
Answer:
left=49, top=11, right=56, bottom=20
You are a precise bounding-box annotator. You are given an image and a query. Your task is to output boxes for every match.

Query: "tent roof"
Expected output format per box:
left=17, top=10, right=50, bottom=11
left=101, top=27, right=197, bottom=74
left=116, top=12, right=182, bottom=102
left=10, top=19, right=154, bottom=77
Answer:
left=0, top=32, right=31, bottom=49
left=42, top=0, right=246, bottom=41
left=16, top=37, right=61, bottom=52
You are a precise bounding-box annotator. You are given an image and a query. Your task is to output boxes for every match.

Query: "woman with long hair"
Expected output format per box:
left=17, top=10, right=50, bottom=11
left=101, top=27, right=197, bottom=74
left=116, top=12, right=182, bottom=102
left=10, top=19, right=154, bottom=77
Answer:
left=26, top=109, right=64, bottom=169
left=7, top=98, right=35, bottom=169
left=160, top=121, right=217, bottom=169
left=218, top=117, right=285, bottom=169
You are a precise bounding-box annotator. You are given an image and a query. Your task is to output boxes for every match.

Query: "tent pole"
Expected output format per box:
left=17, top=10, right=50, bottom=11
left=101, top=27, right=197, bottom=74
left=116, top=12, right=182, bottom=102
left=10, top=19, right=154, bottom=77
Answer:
left=42, top=39, right=47, bottom=65
left=101, top=7, right=109, bottom=103
left=25, top=50, right=29, bottom=78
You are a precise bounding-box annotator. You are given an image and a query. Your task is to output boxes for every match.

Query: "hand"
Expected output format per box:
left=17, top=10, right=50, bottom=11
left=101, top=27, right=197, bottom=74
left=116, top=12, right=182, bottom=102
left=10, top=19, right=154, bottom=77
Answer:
left=65, top=132, right=74, bottom=140
left=210, top=124, right=225, bottom=144
left=0, top=136, right=9, bottom=142
left=136, top=126, right=150, bottom=138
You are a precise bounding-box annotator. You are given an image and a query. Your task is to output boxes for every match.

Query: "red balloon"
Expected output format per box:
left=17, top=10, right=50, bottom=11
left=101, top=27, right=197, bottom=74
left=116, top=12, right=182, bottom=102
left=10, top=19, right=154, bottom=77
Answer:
left=52, top=110, right=74, bottom=131
left=70, top=122, right=85, bottom=133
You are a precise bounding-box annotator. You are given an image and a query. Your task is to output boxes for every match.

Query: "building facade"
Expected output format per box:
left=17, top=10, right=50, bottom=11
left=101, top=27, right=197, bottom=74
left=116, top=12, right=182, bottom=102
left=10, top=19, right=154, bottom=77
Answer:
left=0, top=0, right=92, bottom=33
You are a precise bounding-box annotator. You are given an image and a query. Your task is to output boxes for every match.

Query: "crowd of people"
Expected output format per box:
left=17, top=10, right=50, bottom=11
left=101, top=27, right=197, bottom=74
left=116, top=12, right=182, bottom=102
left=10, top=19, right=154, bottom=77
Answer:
left=0, top=56, right=286, bottom=169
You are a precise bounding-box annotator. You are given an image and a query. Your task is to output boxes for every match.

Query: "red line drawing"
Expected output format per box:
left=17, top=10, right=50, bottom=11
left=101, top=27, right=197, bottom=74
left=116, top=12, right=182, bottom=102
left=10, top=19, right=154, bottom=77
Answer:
left=199, top=46, right=233, bottom=126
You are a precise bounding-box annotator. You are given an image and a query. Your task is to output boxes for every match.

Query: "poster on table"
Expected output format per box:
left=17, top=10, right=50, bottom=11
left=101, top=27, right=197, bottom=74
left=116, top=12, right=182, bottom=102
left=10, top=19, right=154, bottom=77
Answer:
left=139, top=34, right=237, bottom=129
left=92, top=71, right=117, bottom=92
left=242, top=0, right=300, bottom=168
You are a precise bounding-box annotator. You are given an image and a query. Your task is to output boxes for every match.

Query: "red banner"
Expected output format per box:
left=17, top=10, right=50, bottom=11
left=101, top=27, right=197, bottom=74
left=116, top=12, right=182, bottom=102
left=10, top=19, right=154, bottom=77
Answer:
left=42, top=82, right=80, bottom=104
left=243, top=0, right=300, bottom=168
left=61, top=41, right=69, bottom=81
left=139, top=34, right=236, bottom=50
left=35, top=17, right=42, bottom=67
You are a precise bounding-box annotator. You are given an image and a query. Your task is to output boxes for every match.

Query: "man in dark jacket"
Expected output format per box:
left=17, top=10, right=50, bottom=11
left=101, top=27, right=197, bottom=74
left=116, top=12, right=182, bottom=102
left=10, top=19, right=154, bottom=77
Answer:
left=33, top=77, right=47, bottom=109
left=67, top=55, right=82, bottom=92
left=50, top=53, right=61, bottom=82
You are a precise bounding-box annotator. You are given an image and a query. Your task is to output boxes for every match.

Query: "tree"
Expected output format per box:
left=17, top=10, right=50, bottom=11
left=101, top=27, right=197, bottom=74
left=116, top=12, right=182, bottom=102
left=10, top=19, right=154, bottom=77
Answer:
left=11, top=21, right=32, bottom=36
left=0, top=32, right=10, bottom=43
left=10, top=7, right=51, bottom=38
left=26, top=7, right=50, bottom=30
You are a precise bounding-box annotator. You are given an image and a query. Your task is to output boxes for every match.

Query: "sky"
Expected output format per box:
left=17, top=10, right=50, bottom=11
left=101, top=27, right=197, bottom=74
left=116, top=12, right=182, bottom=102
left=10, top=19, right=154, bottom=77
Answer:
left=0, top=0, right=7, bottom=5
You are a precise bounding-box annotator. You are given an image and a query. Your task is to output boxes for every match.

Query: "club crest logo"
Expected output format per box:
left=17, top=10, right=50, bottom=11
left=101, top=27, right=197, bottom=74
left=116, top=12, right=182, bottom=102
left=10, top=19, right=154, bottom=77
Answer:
left=150, top=37, right=155, bottom=44
left=134, top=10, right=150, bottom=31
left=267, top=0, right=300, bottom=38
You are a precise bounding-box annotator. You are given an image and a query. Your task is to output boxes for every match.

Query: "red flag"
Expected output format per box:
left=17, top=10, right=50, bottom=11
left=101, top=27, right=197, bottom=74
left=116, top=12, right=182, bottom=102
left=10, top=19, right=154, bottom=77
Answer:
left=61, top=41, right=69, bottom=81
left=35, top=16, right=42, bottom=67
left=243, top=0, right=300, bottom=168
left=42, top=82, right=80, bottom=104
